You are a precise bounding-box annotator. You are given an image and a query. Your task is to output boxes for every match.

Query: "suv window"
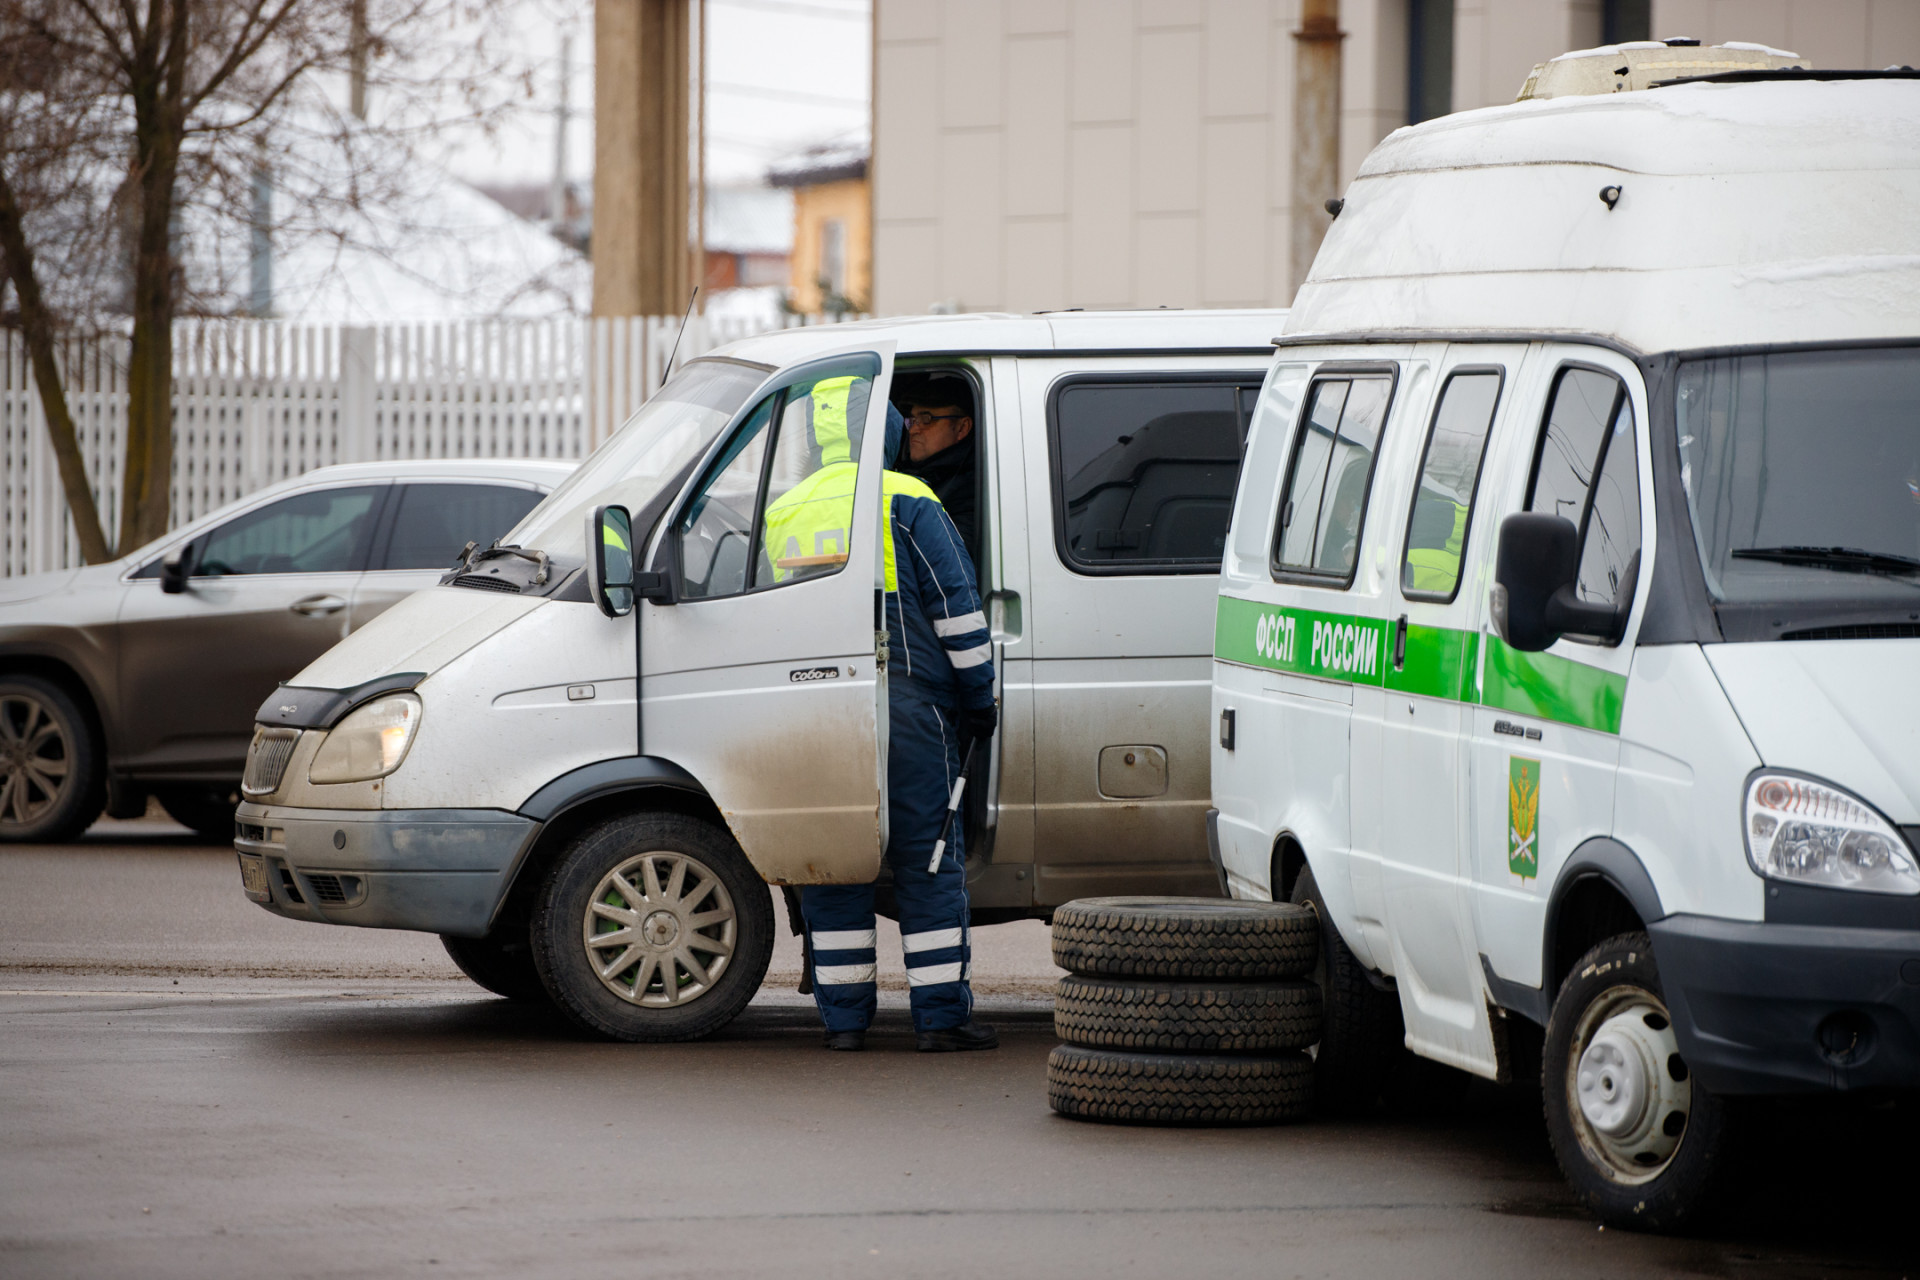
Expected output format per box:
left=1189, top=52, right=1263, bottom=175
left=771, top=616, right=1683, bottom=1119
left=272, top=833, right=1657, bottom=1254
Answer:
left=193, top=486, right=383, bottom=577
left=1272, top=373, right=1393, bottom=584
left=1050, top=377, right=1261, bottom=574
left=382, top=483, right=543, bottom=570
left=677, top=359, right=876, bottom=601
left=1527, top=367, right=1640, bottom=608
left=1402, top=370, right=1502, bottom=601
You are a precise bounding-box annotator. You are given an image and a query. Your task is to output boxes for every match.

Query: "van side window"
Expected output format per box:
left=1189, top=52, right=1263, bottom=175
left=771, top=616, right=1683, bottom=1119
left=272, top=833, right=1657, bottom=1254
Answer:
left=1049, top=377, right=1260, bottom=574
left=1271, top=374, right=1392, bottom=584
left=1526, top=367, right=1641, bottom=608
left=676, top=363, right=875, bottom=601
left=1401, top=370, right=1502, bottom=601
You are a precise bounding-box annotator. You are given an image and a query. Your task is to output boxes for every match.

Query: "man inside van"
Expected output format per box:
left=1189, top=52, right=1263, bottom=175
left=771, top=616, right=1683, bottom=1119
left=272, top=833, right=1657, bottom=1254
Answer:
left=899, top=374, right=979, bottom=562
left=795, top=397, right=1000, bottom=1054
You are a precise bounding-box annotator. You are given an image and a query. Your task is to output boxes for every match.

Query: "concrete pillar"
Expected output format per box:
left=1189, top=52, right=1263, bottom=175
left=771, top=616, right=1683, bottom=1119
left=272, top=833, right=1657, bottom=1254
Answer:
left=1291, top=0, right=1343, bottom=298
left=594, top=0, right=694, bottom=317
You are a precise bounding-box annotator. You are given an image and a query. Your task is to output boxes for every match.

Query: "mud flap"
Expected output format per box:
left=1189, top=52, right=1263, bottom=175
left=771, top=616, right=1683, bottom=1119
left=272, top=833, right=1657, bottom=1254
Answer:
left=781, top=886, right=813, bottom=994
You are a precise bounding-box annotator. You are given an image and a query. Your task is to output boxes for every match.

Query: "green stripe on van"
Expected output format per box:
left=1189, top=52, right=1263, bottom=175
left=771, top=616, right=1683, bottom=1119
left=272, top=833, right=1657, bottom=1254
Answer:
left=1213, top=594, right=1626, bottom=734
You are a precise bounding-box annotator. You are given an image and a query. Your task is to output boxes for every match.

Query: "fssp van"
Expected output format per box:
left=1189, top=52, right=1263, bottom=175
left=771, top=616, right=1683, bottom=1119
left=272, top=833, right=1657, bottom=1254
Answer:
left=234, top=311, right=1278, bottom=1037
left=1209, top=61, right=1920, bottom=1227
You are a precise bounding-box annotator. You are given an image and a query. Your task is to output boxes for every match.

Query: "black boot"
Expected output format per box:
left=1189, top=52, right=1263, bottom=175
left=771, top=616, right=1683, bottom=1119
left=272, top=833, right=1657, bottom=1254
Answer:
left=916, top=1020, right=998, bottom=1052
left=823, top=1029, right=866, bottom=1051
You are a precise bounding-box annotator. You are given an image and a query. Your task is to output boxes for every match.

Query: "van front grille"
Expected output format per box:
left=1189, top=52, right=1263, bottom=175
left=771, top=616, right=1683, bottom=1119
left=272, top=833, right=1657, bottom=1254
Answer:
left=243, top=728, right=301, bottom=796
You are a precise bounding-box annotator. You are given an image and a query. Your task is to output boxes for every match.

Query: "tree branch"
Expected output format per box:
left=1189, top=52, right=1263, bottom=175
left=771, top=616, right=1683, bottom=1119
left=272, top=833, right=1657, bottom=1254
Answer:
left=0, top=162, right=113, bottom=564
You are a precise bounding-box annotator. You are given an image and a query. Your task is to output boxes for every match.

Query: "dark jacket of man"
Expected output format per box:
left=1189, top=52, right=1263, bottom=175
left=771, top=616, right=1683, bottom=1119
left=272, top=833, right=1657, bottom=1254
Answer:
left=906, top=434, right=978, bottom=563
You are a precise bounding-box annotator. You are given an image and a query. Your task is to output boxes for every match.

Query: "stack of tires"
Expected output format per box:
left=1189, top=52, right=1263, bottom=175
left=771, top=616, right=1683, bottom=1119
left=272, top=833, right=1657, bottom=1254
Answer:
left=1046, top=897, right=1323, bottom=1125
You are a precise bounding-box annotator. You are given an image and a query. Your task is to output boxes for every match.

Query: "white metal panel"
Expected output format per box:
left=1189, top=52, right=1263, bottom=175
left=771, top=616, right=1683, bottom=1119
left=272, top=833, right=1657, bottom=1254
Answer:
left=639, top=343, right=897, bottom=885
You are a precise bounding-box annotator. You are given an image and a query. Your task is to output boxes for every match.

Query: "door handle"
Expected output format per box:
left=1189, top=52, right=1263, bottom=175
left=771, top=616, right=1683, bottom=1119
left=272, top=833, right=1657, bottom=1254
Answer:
left=291, top=594, right=347, bottom=616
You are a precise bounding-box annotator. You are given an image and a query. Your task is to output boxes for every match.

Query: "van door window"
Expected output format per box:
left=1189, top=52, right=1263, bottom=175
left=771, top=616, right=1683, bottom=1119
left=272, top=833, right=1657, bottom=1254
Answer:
left=1526, top=367, right=1640, bottom=608
left=1401, top=370, right=1502, bottom=601
left=1272, top=373, right=1393, bottom=585
left=1049, top=377, right=1260, bottom=573
left=676, top=366, right=875, bottom=600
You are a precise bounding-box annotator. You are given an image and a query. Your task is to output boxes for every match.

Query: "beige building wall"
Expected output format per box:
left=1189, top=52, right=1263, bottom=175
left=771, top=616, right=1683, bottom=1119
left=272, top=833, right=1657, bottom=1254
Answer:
left=872, top=0, right=1920, bottom=317
left=1650, top=0, right=1920, bottom=70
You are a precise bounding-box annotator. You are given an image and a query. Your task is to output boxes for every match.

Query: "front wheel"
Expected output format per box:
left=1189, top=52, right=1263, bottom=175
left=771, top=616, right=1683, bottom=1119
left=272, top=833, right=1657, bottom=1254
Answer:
left=1543, top=932, right=1729, bottom=1231
left=531, top=812, right=774, bottom=1042
left=0, top=675, right=104, bottom=844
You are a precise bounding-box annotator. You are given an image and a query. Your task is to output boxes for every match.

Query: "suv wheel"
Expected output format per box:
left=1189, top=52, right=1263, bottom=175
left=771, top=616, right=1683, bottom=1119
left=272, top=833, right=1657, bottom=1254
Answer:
left=155, top=784, right=241, bottom=842
left=531, top=812, right=773, bottom=1042
left=1544, top=932, right=1728, bottom=1231
left=0, top=676, right=104, bottom=844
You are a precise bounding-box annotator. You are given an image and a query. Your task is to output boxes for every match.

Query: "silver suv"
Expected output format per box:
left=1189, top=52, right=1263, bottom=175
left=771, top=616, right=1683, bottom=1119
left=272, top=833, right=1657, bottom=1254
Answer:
left=0, top=458, right=573, bottom=842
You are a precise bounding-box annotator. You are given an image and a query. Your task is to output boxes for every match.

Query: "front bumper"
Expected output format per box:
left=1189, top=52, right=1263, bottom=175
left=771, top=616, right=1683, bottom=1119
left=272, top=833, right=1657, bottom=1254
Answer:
left=1651, top=912, right=1920, bottom=1095
left=234, top=803, right=540, bottom=938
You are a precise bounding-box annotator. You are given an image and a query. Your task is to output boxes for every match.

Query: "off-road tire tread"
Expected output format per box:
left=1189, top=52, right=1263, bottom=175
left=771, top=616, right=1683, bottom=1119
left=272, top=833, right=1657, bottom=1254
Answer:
left=1051, top=897, right=1318, bottom=979
left=1054, top=975, right=1321, bottom=1053
left=1047, top=1045, right=1313, bottom=1125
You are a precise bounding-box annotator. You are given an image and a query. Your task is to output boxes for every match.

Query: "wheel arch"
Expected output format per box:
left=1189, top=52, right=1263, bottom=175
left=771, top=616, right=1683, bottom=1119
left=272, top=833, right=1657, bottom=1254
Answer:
left=1542, top=836, right=1667, bottom=1006
left=0, top=650, right=112, bottom=759
left=491, top=758, right=722, bottom=935
left=1268, top=831, right=1308, bottom=905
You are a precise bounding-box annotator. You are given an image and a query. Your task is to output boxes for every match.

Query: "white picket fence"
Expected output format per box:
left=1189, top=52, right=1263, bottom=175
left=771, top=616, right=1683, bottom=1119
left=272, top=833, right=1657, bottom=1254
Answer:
left=1, top=312, right=839, bottom=576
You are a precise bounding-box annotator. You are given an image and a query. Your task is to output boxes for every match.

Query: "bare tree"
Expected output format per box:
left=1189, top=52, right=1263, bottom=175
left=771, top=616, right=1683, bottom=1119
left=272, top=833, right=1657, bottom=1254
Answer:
left=0, top=0, right=536, bottom=560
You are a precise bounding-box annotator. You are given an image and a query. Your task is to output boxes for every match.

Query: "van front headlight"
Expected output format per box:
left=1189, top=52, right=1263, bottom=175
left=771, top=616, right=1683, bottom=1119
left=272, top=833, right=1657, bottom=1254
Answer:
left=1744, top=772, right=1920, bottom=896
left=308, top=694, right=422, bottom=784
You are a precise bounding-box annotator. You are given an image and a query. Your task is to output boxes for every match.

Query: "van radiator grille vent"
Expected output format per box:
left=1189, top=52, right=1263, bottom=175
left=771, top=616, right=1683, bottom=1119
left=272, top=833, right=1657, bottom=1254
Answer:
left=451, top=574, right=522, bottom=593
left=278, top=867, right=305, bottom=905
left=1780, top=623, right=1920, bottom=641
left=305, top=874, right=348, bottom=904
left=243, top=728, right=300, bottom=795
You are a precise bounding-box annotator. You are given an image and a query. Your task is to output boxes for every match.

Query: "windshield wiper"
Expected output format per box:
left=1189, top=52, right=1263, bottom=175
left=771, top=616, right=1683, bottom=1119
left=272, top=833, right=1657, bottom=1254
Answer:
left=1730, top=545, right=1920, bottom=577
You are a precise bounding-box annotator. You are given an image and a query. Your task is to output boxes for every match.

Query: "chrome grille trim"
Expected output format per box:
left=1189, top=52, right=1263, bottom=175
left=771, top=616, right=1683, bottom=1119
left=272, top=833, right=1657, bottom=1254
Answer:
left=242, top=727, right=301, bottom=796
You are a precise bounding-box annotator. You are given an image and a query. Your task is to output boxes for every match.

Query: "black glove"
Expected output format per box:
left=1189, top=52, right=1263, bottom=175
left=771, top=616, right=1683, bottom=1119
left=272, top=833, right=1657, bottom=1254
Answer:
left=959, top=702, right=997, bottom=746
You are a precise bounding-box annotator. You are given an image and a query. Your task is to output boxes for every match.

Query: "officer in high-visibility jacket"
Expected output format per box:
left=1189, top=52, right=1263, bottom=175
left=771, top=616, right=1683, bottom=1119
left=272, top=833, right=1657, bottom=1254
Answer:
left=771, top=388, right=999, bottom=1052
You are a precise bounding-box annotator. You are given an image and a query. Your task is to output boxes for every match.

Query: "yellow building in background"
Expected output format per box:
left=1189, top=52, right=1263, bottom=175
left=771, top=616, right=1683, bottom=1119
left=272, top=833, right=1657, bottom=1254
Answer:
left=770, top=146, right=871, bottom=316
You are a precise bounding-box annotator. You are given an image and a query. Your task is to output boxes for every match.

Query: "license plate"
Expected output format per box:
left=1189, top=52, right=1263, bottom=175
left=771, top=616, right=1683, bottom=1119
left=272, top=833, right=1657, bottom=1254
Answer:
left=237, top=854, right=270, bottom=901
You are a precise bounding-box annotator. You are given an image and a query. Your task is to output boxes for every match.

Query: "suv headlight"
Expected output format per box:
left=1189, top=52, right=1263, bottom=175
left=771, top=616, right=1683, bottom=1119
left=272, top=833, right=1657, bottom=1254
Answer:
left=309, top=694, right=421, bottom=784
left=1744, top=772, right=1920, bottom=896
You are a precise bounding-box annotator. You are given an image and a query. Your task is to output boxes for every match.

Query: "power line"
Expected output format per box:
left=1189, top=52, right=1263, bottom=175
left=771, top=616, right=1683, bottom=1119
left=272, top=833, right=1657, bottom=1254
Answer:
left=710, top=81, right=866, bottom=108
left=710, top=0, right=869, bottom=21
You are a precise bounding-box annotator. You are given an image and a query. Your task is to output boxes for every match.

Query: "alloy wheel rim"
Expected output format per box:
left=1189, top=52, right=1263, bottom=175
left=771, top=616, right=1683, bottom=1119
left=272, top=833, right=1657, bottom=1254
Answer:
left=0, top=693, right=69, bottom=828
left=1566, top=984, right=1692, bottom=1183
left=582, top=850, right=736, bottom=1007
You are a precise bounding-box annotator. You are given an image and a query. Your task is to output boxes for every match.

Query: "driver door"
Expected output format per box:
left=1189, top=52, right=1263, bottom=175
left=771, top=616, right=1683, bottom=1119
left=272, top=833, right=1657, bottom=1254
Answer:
left=640, top=346, right=896, bottom=884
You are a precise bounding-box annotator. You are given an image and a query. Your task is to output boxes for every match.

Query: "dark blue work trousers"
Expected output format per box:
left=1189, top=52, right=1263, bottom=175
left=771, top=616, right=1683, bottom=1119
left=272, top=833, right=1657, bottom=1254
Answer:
left=800, top=696, right=972, bottom=1034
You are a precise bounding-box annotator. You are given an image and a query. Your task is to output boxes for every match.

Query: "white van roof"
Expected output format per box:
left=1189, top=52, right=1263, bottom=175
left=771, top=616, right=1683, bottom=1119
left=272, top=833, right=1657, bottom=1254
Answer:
left=705, top=308, right=1287, bottom=370
left=1284, top=79, right=1920, bottom=354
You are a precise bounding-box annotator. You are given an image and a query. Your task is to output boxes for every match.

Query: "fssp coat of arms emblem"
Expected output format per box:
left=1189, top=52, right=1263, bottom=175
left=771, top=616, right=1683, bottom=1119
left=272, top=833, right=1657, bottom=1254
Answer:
left=1508, top=756, right=1540, bottom=880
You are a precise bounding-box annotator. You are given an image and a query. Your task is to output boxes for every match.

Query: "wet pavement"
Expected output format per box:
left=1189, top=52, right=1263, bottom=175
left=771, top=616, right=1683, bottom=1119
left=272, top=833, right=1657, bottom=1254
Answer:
left=1, top=816, right=1913, bottom=1278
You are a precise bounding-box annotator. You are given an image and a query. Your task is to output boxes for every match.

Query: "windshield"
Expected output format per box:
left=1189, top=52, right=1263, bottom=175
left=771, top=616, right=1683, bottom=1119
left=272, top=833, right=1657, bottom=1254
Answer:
left=1676, top=347, right=1920, bottom=624
left=505, top=359, right=769, bottom=560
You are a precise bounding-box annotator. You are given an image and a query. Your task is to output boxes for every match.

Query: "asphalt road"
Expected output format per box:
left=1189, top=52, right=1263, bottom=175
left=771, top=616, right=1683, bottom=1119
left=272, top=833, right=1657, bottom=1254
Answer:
left=2, top=815, right=1915, bottom=1279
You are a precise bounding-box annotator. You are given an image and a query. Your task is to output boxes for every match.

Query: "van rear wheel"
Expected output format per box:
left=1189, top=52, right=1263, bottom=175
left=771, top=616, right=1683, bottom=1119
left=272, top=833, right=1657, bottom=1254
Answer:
left=531, top=812, right=773, bottom=1042
left=1543, top=932, right=1728, bottom=1231
left=1290, top=863, right=1402, bottom=1114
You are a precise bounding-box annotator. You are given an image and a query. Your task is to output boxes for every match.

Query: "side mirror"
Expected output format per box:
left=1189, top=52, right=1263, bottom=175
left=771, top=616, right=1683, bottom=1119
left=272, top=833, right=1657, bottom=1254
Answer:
left=587, top=505, right=636, bottom=617
left=1490, top=513, right=1623, bottom=651
left=160, top=549, right=190, bottom=595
